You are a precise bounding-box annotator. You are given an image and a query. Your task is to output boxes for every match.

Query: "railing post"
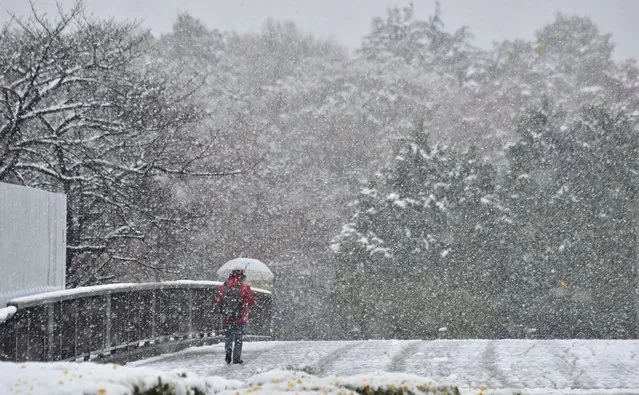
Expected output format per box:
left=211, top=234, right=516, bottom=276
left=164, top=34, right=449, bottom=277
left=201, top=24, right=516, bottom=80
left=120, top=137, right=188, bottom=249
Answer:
left=74, top=301, right=79, bottom=359
left=46, top=303, right=54, bottom=360
left=150, top=289, right=156, bottom=340
left=187, top=288, right=193, bottom=338
left=25, top=313, right=30, bottom=360
left=14, top=323, right=18, bottom=361
left=105, top=294, right=111, bottom=349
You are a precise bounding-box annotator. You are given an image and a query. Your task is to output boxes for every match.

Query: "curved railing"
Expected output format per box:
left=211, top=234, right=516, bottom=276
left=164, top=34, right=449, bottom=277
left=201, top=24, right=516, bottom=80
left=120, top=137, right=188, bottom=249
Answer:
left=0, top=281, right=273, bottom=363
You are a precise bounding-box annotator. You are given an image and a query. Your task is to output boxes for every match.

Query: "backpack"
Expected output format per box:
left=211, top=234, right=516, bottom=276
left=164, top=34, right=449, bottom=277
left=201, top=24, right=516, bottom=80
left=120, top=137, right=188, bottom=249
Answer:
left=221, top=282, right=243, bottom=318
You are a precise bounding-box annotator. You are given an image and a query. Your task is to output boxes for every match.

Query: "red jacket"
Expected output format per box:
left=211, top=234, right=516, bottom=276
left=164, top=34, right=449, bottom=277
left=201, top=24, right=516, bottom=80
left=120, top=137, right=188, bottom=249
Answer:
left=216, top=276, right=255, bottom=325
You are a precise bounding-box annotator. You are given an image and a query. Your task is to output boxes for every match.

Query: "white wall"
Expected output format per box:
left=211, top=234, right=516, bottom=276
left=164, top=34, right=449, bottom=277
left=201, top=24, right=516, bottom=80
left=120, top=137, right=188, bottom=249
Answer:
left=0, top=183, right=66, bottom=306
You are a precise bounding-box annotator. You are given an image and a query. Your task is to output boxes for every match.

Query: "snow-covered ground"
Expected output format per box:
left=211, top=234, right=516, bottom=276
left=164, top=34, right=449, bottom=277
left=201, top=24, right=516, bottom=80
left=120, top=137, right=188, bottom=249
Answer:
left=134, top=339, right=639, bottom=394
left=2, top=339, right=639, bottom=394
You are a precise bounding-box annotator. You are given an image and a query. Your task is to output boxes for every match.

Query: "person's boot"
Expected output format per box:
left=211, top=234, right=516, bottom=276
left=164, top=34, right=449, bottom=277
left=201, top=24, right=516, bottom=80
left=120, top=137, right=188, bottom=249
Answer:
left=233, top=359, right=243, bottom=364
left=225, top=349, right=232, bottom=364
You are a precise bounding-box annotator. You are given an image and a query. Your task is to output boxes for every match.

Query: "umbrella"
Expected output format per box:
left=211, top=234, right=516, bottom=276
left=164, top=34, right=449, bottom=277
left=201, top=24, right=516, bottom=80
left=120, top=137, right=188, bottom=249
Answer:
left=217, top=258, right=274, bottom=281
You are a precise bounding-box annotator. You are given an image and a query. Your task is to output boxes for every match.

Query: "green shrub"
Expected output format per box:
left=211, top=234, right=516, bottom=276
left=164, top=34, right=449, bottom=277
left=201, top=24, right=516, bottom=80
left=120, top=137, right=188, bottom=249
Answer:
left=345, top=383, right=461, bottom=395
left=132, top=376, right=206, bottom=395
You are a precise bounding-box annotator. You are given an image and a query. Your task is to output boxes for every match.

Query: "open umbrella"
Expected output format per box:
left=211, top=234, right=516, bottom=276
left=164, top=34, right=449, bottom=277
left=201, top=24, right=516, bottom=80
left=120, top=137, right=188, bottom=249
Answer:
left=216, top=258, right=274, bottom=281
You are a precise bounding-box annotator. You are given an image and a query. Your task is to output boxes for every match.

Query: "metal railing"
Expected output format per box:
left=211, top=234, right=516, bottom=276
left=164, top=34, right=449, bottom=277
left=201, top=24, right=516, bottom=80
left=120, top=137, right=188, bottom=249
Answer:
left=0, top=281, right=272, bottom=362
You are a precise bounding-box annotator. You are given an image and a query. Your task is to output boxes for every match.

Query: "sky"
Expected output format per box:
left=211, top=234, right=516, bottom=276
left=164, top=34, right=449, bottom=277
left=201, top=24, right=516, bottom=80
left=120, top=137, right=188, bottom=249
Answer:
left=3, top=339, right=639, bottom=394
left=0, top=0, right=637, bottom=61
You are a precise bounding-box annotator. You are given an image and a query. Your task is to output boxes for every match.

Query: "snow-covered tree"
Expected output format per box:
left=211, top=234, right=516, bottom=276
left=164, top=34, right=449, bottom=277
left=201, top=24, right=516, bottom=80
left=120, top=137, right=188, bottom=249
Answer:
left=330, top=122, right=510, bottom=338
left=503, top=101, right=639, bottom=338
left=359, top=2, right=474, bottom=82
left=465, top=13, right=638, bottom=156
left=0, top=4, right=233, bottom=286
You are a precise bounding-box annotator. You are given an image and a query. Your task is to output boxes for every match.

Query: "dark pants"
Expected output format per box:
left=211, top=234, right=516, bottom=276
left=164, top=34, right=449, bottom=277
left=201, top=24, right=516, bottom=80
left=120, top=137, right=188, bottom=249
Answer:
left=224, top=322, right=245, bottom=363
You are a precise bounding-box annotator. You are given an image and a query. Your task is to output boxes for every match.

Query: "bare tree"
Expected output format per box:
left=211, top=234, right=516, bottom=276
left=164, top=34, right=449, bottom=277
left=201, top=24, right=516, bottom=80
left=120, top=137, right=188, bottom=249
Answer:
left=0, top=2, right=238, bottom=286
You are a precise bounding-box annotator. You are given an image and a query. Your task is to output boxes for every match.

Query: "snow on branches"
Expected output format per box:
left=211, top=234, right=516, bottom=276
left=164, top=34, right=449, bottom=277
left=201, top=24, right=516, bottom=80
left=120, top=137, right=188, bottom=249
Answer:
left=0, top=3, right=238, bottom=286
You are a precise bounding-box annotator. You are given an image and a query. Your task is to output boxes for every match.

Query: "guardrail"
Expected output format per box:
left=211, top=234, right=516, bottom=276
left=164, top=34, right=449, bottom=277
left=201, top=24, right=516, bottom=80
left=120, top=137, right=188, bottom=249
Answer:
left=0, top=281, right=272, bottom=363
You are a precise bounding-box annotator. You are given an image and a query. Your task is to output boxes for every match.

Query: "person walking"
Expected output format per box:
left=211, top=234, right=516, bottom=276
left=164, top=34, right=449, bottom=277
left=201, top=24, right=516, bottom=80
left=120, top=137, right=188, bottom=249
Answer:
left=216, top=269, right=255, bottom=364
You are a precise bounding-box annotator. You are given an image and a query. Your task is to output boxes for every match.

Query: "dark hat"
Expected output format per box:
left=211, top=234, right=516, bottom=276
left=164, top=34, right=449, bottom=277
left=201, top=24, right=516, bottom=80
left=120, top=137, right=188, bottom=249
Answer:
left=230, top=269, right=245, bottom=278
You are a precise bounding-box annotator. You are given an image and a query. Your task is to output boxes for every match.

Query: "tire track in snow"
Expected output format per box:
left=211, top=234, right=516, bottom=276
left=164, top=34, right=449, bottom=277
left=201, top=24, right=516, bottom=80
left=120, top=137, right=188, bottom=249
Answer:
left=311, top=341, right=366, bottom=376
left=480, top=340, right=510, bottom=388
left=388, top=340, right=423, bottom=372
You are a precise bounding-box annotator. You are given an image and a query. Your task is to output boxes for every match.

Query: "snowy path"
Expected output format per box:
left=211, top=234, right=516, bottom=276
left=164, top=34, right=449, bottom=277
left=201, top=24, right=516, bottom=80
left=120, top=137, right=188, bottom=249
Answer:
left=133, top=339, right=639, bottom=394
